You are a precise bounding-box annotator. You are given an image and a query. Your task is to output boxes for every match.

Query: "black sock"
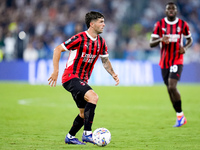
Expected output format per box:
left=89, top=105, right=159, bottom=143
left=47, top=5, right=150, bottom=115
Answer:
left=173, top=100, right=182, bottom=113
left=69, top=114, right=84, bottom=136
left=84, top=102, right=96, bottom=131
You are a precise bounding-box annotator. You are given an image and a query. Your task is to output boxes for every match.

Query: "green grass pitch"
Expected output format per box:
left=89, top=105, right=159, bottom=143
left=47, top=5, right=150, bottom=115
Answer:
left=0, top=83, right=200, bottom=150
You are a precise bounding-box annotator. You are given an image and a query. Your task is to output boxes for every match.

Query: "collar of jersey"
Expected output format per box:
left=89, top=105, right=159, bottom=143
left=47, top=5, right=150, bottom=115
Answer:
left=85, top=31, right=97, bottom=41
left=164, top=17, right=178, bottom=25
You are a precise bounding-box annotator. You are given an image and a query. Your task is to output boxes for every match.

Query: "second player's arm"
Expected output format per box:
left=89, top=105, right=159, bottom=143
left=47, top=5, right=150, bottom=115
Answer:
left=101, top=57, right=119, bottom=86
left=150, top=36, right=169, bottom=48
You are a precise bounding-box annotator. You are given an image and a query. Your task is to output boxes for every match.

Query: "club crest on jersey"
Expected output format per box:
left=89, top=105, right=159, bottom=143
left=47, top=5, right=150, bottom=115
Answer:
left=97, top=45, right=100, bottom=52
left=177, top=27, right=180, bottom=32
left=80, top=81, right=85, bottom=86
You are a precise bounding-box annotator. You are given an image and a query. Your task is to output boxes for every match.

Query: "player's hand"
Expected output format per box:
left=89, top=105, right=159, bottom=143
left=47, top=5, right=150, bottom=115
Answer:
left=179, top=46, right=185, bottom=54
left=112, top=74, right=119, bottom=86
left=48, top=71, right=59, bottom=87
left=161, top=36, right=170, bottom=44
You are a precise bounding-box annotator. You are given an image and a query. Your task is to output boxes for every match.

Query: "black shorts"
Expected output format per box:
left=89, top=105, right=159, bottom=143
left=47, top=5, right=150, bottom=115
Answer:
left=161, top=65, right=183, bottom=86
left=62, top=78, right=92, bottom=108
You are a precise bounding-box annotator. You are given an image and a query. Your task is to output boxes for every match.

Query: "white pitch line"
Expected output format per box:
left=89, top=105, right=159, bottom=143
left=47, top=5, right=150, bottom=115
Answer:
left=18, top=98, right=58, bottom=107
left=18, top=99, right=32, bottom=105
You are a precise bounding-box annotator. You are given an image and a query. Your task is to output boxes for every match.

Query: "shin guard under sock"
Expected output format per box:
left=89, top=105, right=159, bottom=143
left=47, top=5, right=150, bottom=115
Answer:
left=84, top=102, right=96, bottom=131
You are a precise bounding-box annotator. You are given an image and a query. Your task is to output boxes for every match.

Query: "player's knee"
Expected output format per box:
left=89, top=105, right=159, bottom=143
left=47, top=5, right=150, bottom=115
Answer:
left=79, top=112, right=84, bottom=119
left=94, top=94, right=99, bottom=103
left=85, top=90, right=99, bottom=104
left=90, top=94, right=99, bottom=104
left=168, top=85, right=176, bottom=93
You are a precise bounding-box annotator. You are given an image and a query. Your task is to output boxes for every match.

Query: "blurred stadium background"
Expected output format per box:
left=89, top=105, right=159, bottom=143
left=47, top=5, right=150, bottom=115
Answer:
left=0, top=0, right=200, bottom=85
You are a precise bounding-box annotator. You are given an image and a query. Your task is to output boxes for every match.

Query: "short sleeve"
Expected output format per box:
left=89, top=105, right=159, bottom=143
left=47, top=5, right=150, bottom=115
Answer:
left=151, top=21, right=161, bottom=38
left=99, top=40, right=109, bottom=58
left=183, top=21, right=192, bottom=38
left=62, top=35, right=80, bottom=51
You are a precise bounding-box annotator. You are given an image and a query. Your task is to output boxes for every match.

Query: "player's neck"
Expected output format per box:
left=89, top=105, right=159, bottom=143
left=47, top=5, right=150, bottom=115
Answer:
left=87, top=29, right=98, bottom=39
left=167, top=16, right=176, bottom=22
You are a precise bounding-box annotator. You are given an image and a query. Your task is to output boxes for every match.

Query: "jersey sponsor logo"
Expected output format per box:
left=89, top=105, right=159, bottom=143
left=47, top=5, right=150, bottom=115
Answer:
left=163, top=34, right=180, bottom=42
left=81, top=52, right=97, bottom=63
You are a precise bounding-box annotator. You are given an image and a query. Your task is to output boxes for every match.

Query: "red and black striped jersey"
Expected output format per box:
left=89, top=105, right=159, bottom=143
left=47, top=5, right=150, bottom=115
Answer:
left=151, top=17, right=191, bottom=69
left=61, top=31, right=109, bottom=83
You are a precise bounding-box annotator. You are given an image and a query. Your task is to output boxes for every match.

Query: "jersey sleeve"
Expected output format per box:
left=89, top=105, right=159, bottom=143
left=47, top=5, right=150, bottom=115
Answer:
left=61, top=35, right=80, bottom=51
left=183, top=21, right=192, bottom=38
left=99, top=40, right=109, bottom=58
left=151, top=21, right=161, bottom=38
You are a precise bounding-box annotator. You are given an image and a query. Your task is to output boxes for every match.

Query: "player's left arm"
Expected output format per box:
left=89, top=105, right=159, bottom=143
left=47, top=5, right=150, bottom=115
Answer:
left=101, top=56, right=119, bottom=86
left=179, top=36, right=193, bottom=54
left=180, top=22, right=193, bottom=54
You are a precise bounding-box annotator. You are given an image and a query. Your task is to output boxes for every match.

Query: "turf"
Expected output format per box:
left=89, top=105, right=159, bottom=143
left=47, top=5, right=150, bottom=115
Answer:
left=0, top=83, right=200, bottom=150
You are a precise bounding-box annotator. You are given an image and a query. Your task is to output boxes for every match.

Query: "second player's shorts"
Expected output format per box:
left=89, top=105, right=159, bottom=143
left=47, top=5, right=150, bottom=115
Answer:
left=62, top=78, right=92, bottom=108
left=161, top=65, right=183, bottom=86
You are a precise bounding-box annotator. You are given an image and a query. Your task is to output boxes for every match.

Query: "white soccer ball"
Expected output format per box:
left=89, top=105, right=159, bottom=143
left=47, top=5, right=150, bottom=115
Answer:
left=92, top=127, right=111, bottom=147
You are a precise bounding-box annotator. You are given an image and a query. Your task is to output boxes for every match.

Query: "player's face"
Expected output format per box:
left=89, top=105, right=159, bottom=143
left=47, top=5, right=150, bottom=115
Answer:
left=165, top=4, right=177, bottom=19
left=92, top=18, right=105, bottom=34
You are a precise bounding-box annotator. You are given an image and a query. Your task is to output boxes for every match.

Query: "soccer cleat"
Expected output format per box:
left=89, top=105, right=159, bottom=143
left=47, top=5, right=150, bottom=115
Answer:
left=65, top=136, right=86, bottom=145
left=82, top=133, right=95, bottom=144
left=173, top=115, right=187, bottom=127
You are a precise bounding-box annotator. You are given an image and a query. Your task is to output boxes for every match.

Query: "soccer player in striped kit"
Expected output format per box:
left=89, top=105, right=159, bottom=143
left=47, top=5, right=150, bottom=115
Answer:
left=150, top=2, right=193, bottom=127
left=48, top=11, right=119, bottom=144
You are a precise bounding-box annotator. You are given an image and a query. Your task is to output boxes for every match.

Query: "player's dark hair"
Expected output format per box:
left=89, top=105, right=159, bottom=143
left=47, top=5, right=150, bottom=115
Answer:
left=166, top=2, right=176, bottom=6
left=85, top=11, right=104, bottom=29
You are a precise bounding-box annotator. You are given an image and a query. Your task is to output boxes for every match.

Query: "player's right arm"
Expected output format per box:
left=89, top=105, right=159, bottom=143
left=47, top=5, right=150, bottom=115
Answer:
left=150, top=21, right=169, bottom=48
left=150, top=36, right=169, bottom=48
left=48, top=45, right=65, bottom=87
